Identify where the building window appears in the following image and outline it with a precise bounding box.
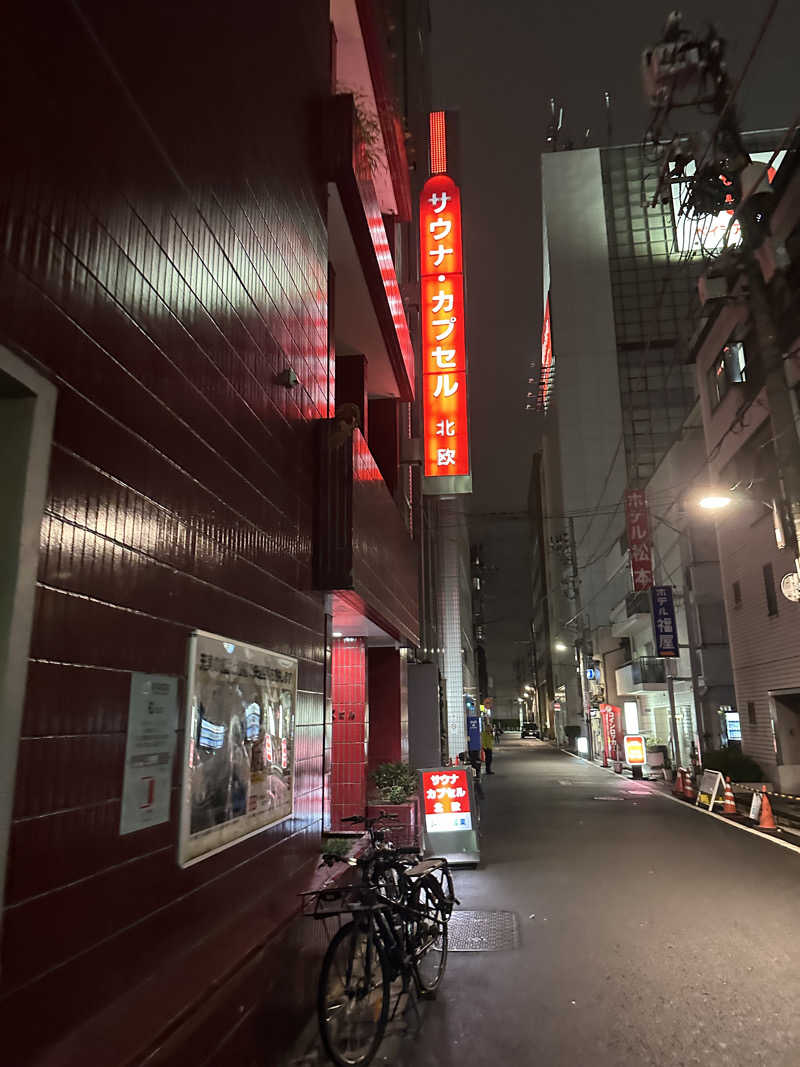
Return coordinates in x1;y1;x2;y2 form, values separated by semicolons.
725;710;742;742
707;342;746;409
732;580;742;607
763;563;779;616
747;701;757;725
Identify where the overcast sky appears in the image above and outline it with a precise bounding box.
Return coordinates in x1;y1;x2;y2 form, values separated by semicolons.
429;0;800;705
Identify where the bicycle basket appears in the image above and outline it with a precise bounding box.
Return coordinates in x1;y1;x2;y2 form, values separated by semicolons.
302;883;379;919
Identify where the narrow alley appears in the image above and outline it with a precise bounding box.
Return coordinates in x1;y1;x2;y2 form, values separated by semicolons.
337;738;800;1067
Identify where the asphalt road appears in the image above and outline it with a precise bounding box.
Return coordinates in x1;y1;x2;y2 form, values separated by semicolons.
388;739;800;1067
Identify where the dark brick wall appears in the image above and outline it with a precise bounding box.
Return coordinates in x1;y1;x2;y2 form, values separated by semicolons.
0;2;331;1061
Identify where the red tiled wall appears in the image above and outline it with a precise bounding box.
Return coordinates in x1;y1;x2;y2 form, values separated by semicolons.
367;647;409;772
0;1;330;1062
330;638;368;828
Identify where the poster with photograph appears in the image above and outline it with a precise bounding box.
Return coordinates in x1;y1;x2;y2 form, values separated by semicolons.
179;630;298;866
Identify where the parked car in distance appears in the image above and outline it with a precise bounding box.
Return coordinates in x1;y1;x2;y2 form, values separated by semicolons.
520;723;540;739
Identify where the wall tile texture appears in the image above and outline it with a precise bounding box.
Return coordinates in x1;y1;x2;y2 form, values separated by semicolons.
1;2;333;1061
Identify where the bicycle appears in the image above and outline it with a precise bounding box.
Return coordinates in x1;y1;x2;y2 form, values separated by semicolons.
342;813;457;920
305;815;453;1066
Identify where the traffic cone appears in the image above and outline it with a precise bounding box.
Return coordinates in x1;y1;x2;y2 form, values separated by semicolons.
673;768;685;796
722;777;736;815
758;785;777;830
683;771;697;803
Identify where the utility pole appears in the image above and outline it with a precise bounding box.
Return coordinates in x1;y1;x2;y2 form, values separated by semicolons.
568;517;593;761
641;10;800;578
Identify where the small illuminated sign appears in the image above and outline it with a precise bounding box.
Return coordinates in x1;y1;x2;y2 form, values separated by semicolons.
623;734;646;765
421;768;472;833
420;149;471;492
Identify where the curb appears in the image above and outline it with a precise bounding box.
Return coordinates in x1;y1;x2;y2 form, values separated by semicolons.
562;749;800;858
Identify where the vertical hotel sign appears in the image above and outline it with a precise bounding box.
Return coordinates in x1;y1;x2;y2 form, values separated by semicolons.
420;125;471;494
624;489;653;591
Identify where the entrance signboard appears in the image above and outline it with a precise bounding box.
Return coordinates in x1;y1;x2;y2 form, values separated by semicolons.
419;767;479;866
697;768;724;810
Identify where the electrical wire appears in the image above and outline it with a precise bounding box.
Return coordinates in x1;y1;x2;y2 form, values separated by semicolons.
674;0;782;222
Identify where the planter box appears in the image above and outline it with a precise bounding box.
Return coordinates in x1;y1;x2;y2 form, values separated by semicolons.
366;798;419;848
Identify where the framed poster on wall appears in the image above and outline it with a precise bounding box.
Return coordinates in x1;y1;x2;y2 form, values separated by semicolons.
178;630;298;866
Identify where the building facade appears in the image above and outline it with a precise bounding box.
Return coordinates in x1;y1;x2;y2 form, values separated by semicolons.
689;137;800;789
0;2;435;1062
528;138;769;749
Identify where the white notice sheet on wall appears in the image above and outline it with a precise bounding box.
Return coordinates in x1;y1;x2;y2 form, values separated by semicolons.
120;672;179;835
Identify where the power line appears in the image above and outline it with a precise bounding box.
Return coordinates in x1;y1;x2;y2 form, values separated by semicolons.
674;0;781;221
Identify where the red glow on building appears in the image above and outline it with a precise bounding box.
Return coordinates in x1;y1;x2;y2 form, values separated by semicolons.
536;293;554;412
420;172;470;480
429;111;447;174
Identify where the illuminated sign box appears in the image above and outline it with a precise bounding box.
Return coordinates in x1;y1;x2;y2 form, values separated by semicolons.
420;167;471;495
419;767;479;865
623;734;646;766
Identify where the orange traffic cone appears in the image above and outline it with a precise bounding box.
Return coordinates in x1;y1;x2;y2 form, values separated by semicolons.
673;768;684;796
683;771;697;803
722;777;736;815
758;785;777;830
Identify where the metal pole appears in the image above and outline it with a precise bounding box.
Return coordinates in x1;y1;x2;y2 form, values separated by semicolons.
568;516;593;758
667;673;682;775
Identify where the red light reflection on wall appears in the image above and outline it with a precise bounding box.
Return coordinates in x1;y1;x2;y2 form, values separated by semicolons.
419;172;470;480
536;293;554;412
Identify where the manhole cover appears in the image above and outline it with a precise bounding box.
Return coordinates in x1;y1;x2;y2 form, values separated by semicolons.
448;910;520;951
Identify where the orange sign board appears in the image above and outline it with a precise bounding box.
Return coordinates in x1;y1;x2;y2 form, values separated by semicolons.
623;734;646;766
420;171;470;487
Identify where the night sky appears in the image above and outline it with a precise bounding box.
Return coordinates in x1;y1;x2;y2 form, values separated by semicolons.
429;0;800;708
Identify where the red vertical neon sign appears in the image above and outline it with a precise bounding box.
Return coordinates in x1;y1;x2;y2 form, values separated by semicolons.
420;173;470;482
625;489;653;591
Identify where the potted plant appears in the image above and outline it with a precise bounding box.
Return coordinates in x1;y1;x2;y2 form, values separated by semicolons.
367;761;419;848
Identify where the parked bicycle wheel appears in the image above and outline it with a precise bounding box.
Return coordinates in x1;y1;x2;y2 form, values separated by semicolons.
427;863;456;918
318;921;390;1066
409;876;448;996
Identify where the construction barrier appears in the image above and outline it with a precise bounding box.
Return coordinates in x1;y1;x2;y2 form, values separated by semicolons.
682;771;697;803
758;785;777;830
722;777;736;815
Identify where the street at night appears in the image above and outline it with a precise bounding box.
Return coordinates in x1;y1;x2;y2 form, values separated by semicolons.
4;1;800;1063
394;740;800;1067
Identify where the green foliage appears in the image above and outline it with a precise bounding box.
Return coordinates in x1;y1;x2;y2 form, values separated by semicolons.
321;836;352;860
703;747;765;783
341;88;385;178
371;761;417;804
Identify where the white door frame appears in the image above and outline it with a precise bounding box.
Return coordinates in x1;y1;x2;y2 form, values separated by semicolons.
0;345;56;918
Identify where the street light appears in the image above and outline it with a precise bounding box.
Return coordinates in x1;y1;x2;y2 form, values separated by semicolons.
554;641;568;652
698;494;732;510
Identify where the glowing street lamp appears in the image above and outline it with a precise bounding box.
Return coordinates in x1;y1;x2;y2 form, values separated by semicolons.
698;494;732;510
554;641;568;652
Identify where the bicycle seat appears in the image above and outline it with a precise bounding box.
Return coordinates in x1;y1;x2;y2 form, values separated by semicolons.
404;859;444;877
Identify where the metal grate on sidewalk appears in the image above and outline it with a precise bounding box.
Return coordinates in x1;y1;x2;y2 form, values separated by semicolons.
448;909;520;951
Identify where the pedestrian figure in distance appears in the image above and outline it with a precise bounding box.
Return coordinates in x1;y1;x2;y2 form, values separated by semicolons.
481;721;495;774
